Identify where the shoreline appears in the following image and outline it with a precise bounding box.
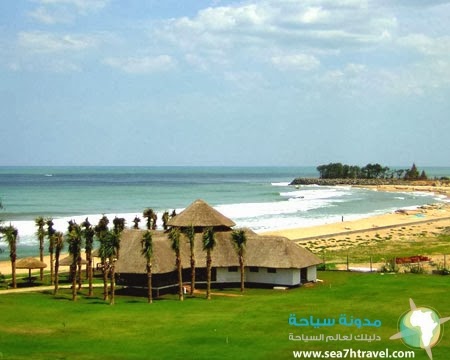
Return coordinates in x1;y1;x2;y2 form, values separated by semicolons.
2;184;449;277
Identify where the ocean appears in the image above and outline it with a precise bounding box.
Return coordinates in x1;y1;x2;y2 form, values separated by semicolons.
0;166;449;260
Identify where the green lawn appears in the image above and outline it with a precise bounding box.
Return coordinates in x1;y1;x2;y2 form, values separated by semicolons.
0;272;449;360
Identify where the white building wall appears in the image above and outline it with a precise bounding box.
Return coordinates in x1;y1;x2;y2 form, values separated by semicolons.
246;268;300;286
306;266;317;282
216;268;241;283
216;266;317;286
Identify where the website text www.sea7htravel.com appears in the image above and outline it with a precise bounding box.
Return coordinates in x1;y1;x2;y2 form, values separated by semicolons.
292;348;415;358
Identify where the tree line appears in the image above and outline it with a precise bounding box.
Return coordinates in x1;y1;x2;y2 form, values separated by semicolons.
1;206;248;304
316;163;428;181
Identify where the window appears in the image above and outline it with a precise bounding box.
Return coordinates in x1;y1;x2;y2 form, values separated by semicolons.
228;266;238;272
249;266;259;273
267;268;277;274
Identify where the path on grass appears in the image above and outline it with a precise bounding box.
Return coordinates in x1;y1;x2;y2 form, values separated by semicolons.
0;284;104;295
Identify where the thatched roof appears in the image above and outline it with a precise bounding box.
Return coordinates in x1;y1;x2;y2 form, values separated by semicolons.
115;229;322;275
16;257;47;269
59;255;88;266
167;199;236;229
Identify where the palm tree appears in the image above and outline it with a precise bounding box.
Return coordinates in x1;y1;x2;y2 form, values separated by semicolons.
184;225;196;295
46;218;56;284
162;211;170;230
231;229;247;292
2;224;18;289
81;218;95;296
95;215;110;301
143;208;155;230
53;231;64;295
202;227;216;300
169;228;183;301
35;216;46;281
66;222;82;301
99;229;121;305
133;216;141;229
141;230;154;303
113;217;126;232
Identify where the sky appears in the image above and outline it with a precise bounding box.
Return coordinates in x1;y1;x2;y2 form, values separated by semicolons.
1;0;449;167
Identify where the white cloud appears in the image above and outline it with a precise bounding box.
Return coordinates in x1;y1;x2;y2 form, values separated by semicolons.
271;54;320;71
103;55;176;74
18;31;98;53
28;0;110;24
28;6;70;24
155;0;397;71
398;34;450;57
300;7;330;24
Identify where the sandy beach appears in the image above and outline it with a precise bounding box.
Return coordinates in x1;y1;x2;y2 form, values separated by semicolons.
263;203;450;241
263;183;450;242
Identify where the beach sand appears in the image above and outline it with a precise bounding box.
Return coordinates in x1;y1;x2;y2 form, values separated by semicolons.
262;203;450;241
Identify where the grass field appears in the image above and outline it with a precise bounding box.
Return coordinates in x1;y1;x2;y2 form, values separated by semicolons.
0;271;449;360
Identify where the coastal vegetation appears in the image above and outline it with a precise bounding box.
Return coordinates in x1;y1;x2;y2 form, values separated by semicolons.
291;163;450;187
0;271;449;359
316;162;427;180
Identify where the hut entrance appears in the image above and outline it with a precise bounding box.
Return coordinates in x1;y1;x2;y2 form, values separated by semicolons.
300;268;308;283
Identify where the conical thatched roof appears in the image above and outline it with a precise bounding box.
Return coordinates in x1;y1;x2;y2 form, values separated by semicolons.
16;257;47;269
167;199;236;229
115;229;322;275
59;255;88;266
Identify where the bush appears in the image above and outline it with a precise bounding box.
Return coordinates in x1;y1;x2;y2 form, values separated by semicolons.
317;263;336;271
380;259;399;273
409;264;426;274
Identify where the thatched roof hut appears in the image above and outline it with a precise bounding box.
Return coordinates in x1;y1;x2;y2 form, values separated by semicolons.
167;199;236;230
115;228;321;275
116;199;322;289
16;257;47;281
16;257;47;270
59;255;88;267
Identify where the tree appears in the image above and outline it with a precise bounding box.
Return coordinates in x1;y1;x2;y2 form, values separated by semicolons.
99;229;121;305
133;216;141;229
95;215;110;301
184;225;196;295
169;228;184;301
35;216;46;281
113;217;126;232
202;227;216;300
2;225;18;289
53;231;64;295
81;218;95;296
405;163;420;180
46;218;56;284
419;170;428;180
162;211;170;231
143;208;155;230
231;229;247;292
141;230;154;303
66;222;82;301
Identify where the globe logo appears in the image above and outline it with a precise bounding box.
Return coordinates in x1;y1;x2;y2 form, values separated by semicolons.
399;307;441;349
391;299;450;360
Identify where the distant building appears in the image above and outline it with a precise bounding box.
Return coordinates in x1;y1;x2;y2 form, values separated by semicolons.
115;199;322;295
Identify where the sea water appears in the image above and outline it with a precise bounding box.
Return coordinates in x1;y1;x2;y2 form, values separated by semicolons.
0;166;448;259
